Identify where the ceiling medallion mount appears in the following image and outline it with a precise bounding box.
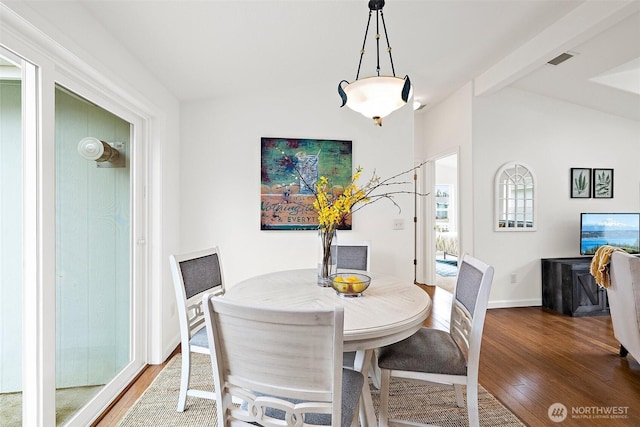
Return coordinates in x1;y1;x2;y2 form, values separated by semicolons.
338;0;412;126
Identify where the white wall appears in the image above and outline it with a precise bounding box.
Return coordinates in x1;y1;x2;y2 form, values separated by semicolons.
473;87;640;307
179;84;417;294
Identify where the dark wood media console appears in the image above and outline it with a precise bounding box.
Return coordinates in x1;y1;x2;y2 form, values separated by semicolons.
541;257;609;317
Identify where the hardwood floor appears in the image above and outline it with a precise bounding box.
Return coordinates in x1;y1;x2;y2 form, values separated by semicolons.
95;285;640;426
421;285;640;427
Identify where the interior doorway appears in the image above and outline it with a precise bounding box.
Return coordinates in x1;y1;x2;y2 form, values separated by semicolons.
433;153;458;292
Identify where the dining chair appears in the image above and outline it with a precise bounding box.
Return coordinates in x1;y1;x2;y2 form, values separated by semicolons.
337;240;371;271
169;247;225;412
337;241;380;388
203;294;364;427
376;253;494;427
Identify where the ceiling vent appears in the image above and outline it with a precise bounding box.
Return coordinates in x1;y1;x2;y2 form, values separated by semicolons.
547;52;574;66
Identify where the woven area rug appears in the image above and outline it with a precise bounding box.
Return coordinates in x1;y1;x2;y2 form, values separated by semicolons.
117;353;524;426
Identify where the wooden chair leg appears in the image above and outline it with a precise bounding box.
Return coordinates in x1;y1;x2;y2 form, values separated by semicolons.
466;383;479;427
369;350;382;390
378;369;391;427
177;350;190;412
453;384;464;407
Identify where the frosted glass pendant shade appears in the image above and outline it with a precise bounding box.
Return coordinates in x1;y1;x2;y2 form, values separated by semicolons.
341;76;412;126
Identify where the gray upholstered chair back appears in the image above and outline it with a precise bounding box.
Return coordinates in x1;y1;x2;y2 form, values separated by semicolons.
180;253;223;299
449;254;494;363
170;247;225;336
454;260;483;318
337;242;371;271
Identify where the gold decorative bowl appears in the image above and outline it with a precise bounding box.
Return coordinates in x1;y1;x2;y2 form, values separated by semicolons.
330;272;371;297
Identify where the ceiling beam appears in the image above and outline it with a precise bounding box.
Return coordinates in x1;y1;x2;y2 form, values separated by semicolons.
474;0;640;97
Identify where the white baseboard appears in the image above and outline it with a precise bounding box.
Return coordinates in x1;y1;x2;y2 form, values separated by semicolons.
156;332;180;365
488;298;541;309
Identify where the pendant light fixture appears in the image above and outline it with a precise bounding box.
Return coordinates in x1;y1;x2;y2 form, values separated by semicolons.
338;0;412;126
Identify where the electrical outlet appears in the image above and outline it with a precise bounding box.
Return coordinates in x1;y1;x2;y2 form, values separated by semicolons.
393;218;405;230
510;273;517;284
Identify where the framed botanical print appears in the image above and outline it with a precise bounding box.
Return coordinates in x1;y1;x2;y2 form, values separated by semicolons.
593;168;613;198
570;168;591;198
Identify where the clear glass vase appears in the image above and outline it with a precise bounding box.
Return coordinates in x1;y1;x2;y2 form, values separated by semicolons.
317;228;338;286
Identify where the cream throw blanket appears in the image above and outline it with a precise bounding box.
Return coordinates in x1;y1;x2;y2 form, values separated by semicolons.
590;245;625;288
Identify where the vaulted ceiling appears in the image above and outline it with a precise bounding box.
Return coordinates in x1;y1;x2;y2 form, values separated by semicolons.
15;0;640;120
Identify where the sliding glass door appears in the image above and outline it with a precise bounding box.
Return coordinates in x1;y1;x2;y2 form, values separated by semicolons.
0;32;147;425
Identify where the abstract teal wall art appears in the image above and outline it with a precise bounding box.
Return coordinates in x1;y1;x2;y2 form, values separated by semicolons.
260;137;352;230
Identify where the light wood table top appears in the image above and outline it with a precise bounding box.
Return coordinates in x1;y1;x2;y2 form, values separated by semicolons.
226;269;431;352
225;268;432;426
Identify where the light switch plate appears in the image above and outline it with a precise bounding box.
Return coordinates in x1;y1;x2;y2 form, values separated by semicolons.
393;218;405;230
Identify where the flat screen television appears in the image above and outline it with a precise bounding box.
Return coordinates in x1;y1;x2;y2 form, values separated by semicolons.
580;213;640;255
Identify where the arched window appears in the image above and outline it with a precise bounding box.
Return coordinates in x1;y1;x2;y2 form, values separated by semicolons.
495;162;535;231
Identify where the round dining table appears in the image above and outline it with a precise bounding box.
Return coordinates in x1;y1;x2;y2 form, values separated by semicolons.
224;268;432;426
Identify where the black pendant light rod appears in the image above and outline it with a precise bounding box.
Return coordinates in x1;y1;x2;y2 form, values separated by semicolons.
355;9;373;81
375;6;381;76
379;9;397;77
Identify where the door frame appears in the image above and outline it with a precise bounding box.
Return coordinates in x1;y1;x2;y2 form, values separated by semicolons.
420;149;460;286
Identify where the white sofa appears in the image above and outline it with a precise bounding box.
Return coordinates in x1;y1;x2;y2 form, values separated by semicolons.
608;251;640;361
